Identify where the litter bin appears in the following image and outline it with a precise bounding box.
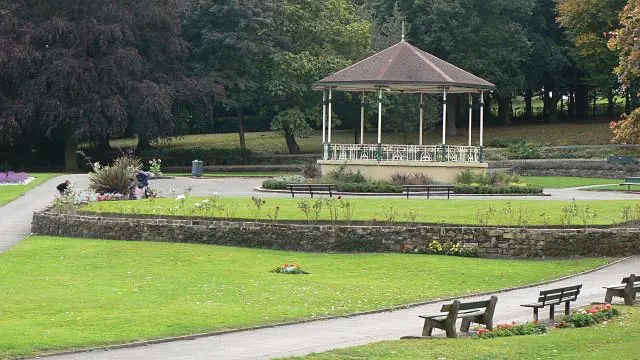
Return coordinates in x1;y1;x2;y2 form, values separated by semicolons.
191;160;204;177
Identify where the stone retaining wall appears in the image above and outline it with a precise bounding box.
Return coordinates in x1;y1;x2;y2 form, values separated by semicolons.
32;211;640;258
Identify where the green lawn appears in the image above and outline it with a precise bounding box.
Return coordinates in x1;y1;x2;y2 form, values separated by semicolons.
0;173;59;206
82;197;640;226
287;306;640;360
109;120;614;153
0;236;612;358
520;176;619;189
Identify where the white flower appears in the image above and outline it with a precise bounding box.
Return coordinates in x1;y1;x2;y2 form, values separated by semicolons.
202;199;209;203
176;195;186;201
213;192;219;196
194;203;201;208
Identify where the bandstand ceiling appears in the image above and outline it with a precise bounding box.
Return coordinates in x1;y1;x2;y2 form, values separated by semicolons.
313;40;495;94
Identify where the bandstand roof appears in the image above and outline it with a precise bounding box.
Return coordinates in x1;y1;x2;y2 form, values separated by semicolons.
313;40;495;94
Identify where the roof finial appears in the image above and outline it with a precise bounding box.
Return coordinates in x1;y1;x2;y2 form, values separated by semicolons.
401;21;405;41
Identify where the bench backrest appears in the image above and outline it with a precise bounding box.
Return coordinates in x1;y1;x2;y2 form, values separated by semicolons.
624;177;640;183
288;184;333;189
438;300;461;322
404;185;452;191
538;284;582;305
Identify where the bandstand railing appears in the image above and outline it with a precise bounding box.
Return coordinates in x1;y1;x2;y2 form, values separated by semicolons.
322;144;482;163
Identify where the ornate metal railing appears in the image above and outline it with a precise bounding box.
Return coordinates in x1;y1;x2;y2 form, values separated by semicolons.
322;144;482;162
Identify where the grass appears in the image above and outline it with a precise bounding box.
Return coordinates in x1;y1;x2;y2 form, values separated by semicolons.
0;236;612;358
585;184;640;192
519;176;620;189
286;306;640;360
82;197;640;226
166;172;296;178
109;120;615;154
0;173;59;206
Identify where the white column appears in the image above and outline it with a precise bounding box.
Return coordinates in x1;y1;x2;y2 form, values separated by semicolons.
468;93;473;146
442;88;447;144
322;90;326;144
360;92;365;145
480;90;484;147
328;87;333;143
419;93;424;146
377;88;382;144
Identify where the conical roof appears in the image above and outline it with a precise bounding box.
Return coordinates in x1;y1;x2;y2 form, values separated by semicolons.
313;40;494;93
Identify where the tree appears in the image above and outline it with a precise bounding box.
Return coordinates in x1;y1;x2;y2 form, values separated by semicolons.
408;0;534;126
185;0;282;150
266;0;372;153
609;0;640;143
0;0;220;170
557;0;626;117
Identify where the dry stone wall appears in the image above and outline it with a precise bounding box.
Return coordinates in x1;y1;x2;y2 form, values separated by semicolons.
32;210;640;258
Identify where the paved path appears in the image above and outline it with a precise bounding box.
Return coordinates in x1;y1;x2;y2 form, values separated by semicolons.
0;174;88;252
2;175;639;359
43;256;640;360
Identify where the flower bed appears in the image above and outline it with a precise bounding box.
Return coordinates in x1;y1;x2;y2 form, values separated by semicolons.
475;321;547;338
555;303;620;328
270;263;309;274
0;171;30;184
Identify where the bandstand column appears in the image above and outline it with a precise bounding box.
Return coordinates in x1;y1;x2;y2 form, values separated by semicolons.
360;92;365;145
377;88;382;144
328;87;333;144
419;93;424;146
441;88;447;144
468;93;473;146
322;90;326;144
480;90;484;147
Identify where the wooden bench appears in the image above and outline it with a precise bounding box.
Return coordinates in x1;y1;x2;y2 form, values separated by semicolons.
419;296;498;338
604;273;640;305
608;155;638;165
619;177;640;191
521;284;582;321
404;184;454;199
287;184;334;198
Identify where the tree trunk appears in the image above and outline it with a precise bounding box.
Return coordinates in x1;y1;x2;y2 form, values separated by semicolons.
237;107;246;150
354;127;358;144
497;94;512;126
607;88;615;116
593;93;597;117
446;94;458;136
626;88;632;113
568;90;575;117
136;133;151;152
524;89;533;121
64;134;78;172
284;129;300;154
575;84;589;118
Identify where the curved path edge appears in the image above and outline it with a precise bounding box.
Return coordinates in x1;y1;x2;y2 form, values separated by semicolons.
33;257;629;360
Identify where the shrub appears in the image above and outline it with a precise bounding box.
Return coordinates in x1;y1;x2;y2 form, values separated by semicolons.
326;165;367;183
261;175;307;190
390;172;435;185
88;156;141;195
335;181;402;193
301;162;321;178
557;303;620;328
506;141;542;159
454;183;543;194
476;321;547;338
456;170;519;186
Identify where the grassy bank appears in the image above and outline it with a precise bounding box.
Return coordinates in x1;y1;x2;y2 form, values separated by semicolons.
0;173;59;206
82;197;640;226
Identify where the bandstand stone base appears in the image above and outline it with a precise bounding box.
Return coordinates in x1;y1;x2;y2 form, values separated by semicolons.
317;160;488;183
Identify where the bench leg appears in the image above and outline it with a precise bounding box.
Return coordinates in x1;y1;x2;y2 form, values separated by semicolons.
565;301;571;316
422;320;434;337
444;319;457;338
604;289;614;304
624;290;635;305
460;318;471;332
549;304;555;320
532;308;539;322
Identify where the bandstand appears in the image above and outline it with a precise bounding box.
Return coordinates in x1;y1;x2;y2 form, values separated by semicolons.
313;38;495;183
